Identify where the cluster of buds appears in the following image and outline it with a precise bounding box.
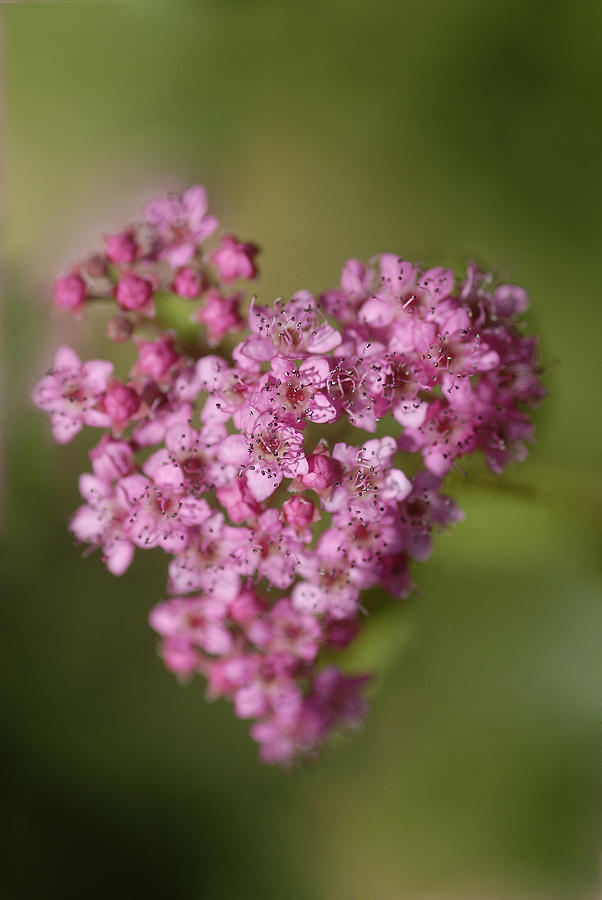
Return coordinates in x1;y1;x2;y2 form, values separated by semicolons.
33;185;545;764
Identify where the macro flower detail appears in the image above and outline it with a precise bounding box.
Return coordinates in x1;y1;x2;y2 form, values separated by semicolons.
33;346;113;443
33;184;546;765
145;183;218;267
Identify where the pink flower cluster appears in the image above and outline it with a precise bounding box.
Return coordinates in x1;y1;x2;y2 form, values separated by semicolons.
33;185;545;765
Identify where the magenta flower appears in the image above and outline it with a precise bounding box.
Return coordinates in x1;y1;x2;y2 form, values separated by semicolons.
241;292;341;362
173;266;205;299
118;463;211;553
149;594;233;660
193;288;245;345
211;233;259;283
219;412;308;501
33;346;112;443
71;472;135;576
134;336;179;381
33;184;546;765
145;184;218;267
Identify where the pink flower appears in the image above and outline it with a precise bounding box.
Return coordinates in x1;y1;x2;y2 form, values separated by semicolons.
150;595;233;657
241;293;341;362
247;598;322;663
211;234;259;283
219;412;308;501
34;186;547;766
229;588;267;625
216;478;261;523
116;464;209;555
132;399;192;447
70;469;135;575
193;289;245;345
399;471;464;561
250;667;370;765
145;184;218;267
397;396;479;476
143;420;229;495
135;336;179;381
302;667;370;738
167;514;252;597
89;436;134;482
244;356;337;427
320;258;372;324
32;346;112;443
233;654;302;720
160;636;201;678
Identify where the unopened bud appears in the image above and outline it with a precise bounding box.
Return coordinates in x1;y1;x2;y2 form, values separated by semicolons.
105;314;133;344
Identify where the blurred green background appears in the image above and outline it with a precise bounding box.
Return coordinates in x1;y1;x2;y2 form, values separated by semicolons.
2;2;601;898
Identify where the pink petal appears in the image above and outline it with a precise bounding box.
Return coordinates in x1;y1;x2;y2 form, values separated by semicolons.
393;399;428;428
79;473;110;501
153;462;185;488
246;466;282;502
51;414;82;444
182;184;209;218
82;360;114;390
105;540;135;576
291;582;326;615
54;345;81;371
360;297;395;327
219;434;249;466
306;324;342;354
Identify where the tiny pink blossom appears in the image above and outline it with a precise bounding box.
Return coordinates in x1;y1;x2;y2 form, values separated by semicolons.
149;595;233;657
211;234;259;283
70;471;134;575
32;346;112;443
194;289;245;345
173;266;205;299
145;184;218;267
89;435;134;482
216;478;261;523
229;588;267;626
135;336;179;380
161;636;201;678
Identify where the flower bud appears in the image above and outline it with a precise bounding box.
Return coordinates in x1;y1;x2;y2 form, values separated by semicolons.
104;381;140;425
173;266;205;299
282;496;315;529
116;273;153;311
105;314;133;344
104;229;137;264
54;274;87;312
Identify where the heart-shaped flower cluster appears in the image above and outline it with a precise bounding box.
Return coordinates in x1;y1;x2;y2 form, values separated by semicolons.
33;185;545;764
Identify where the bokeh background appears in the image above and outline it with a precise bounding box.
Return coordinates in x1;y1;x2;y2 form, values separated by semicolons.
2;2;601;898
